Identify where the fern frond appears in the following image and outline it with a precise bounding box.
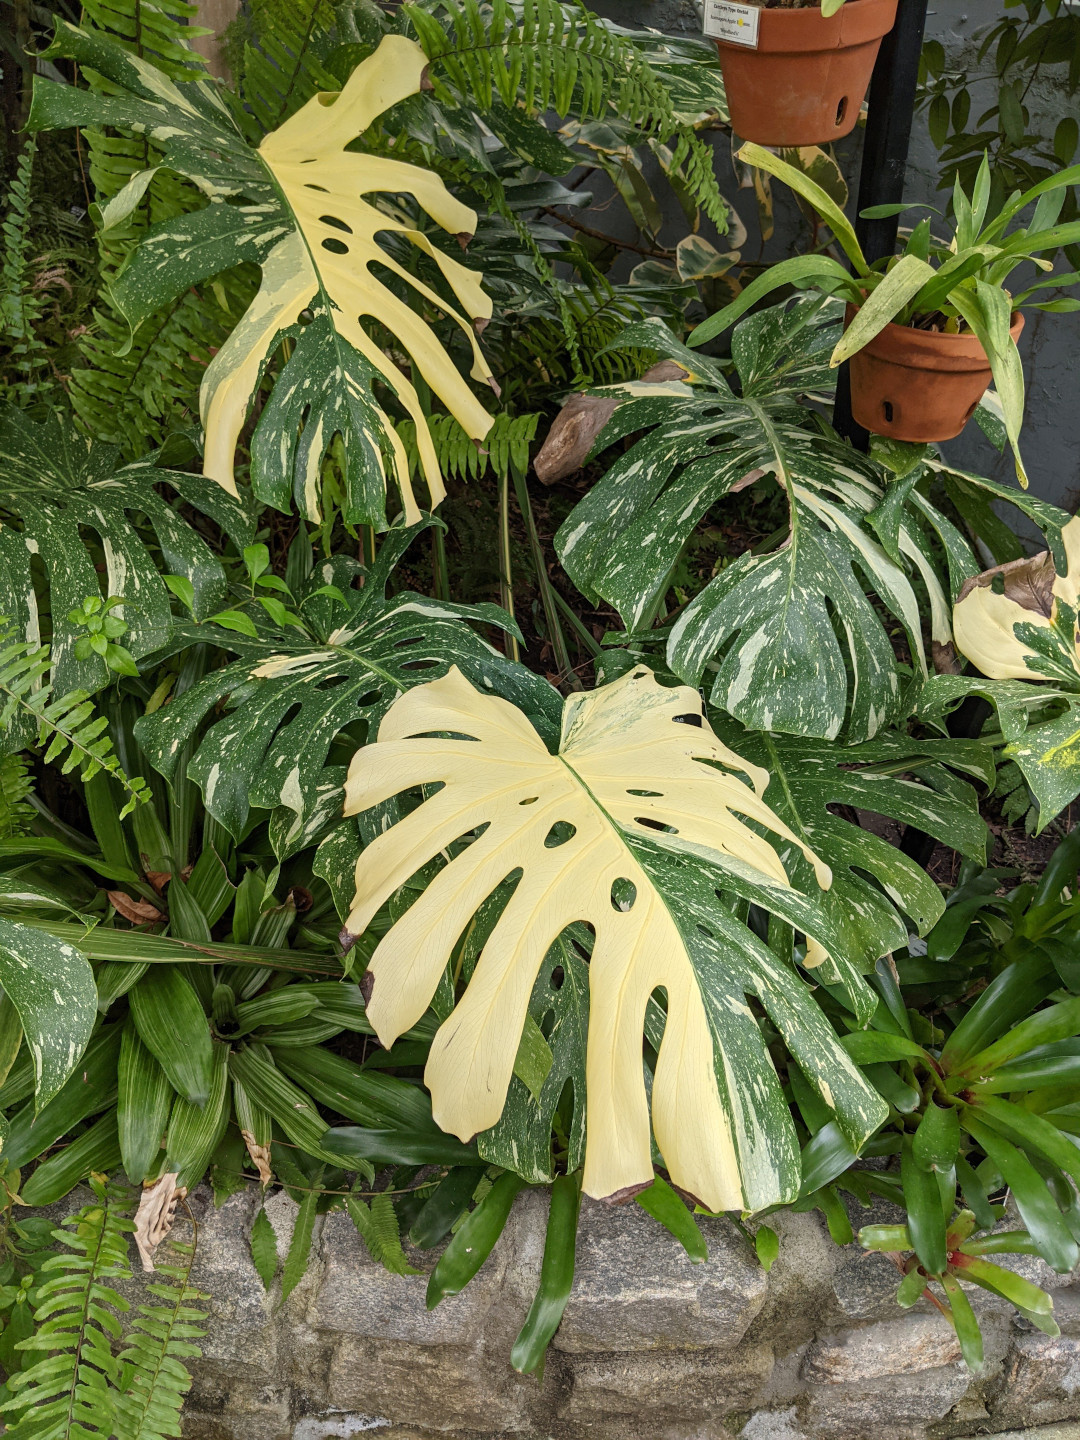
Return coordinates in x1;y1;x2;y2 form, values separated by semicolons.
280;1179;321;1303
407;0;678;134
666;129;730;236
0;623;151;817
80;0;210;81
113;1234;209;1440
1;1178;132;1440
224;0;341;135
397;412;540;488
345;1190;419;1276
0;753;34;838
0;140;48;404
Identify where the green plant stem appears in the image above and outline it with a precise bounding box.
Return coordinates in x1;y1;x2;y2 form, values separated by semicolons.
511;471;580;690
550;589;601;659
432;526;450;603
498;471;519;663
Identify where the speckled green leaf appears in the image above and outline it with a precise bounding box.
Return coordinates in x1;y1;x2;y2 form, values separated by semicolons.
920;675;1080;831
556;297;960;742
135;525;560;844
0;916;96;1109
477;928;589;1184
0;406;253;706
725;728;992;967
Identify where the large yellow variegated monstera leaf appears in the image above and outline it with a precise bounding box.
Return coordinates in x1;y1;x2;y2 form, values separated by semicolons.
30;26;494;528
343;666;886;1212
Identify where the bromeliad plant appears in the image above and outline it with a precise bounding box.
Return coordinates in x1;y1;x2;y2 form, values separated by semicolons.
2;0;1080;1421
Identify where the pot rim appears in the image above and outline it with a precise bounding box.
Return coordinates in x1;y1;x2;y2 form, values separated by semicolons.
714;0;898;55
843;303;1025;371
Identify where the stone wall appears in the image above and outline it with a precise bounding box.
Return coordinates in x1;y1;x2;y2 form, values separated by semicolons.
159;1184;1080;1440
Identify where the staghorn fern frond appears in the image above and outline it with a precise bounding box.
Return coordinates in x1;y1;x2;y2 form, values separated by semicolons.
1;1178;132;1440
0;624;150;817
113;1230;209;1440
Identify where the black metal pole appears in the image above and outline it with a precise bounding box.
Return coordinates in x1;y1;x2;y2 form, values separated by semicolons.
834;0;931;448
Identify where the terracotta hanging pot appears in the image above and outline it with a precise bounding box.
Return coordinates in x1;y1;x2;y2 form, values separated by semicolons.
714;0;899;148
845;305;1026;443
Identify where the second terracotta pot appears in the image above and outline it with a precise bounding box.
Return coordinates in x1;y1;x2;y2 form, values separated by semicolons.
715;0;899;148
845;306;1026;443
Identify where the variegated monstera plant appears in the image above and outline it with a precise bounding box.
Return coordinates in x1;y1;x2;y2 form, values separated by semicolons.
2;0;1079;1413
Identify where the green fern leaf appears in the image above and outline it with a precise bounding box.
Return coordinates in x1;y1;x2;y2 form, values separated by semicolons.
113;1235;209;1440
0;753;33;838
0;623;149;816
345;1190;419;1277
1;1178;132;1439
249;1206;278;1292
280;1180;321;1302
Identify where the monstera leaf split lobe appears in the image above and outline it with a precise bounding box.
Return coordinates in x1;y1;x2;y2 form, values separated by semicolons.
342;666;887;1215
30;27;496;529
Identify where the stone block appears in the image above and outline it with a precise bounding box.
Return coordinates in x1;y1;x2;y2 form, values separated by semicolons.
954;1426;1080;1440
182;1359;292;1440
308;1208;506;1347
739;1410;808;1440
801;1312;961;1383
326;1334;533;1432
992;1333;1080;1430
553;1197;766;1354
559;1345;774;1428
744;1212;843;1355
802;1364;971;1439
183;1187;279;1374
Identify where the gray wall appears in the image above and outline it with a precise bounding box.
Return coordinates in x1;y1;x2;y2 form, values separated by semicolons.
588;0;1080;527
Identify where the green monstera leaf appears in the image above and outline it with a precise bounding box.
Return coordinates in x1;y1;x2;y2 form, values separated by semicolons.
29;24;496;530
726;727;994;968
135;524;561;848
0;406;253;696
554;297;963;743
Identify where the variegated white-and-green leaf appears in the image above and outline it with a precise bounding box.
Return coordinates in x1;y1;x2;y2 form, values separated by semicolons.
0;917;97;1108
29;24;496;529
725;726;993;967
134;524;561;846
0;406;253;706
555;296;959;743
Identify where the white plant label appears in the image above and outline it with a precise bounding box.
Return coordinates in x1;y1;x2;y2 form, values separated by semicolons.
702;1;761;46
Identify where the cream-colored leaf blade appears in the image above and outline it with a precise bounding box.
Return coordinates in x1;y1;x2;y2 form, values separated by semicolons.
343;667;881;1212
